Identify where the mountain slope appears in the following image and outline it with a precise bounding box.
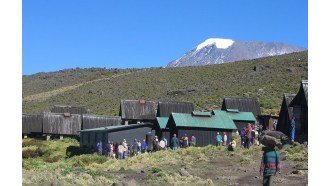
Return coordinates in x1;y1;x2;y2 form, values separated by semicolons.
167;38;306;67
23;51;308;115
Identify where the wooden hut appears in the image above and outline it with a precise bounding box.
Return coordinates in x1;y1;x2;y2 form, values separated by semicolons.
258;115;279;131
166;111;237;147
79;123;155;149
155;117;170;142
82;114;121;130
157;101;194;117
51;105;88;115
22;114;43;137
43;112;82;136
221;97;261;117
155;101;194;142
119;99;157;124
276;94;295;136
289;80;308;142
212;109;256;131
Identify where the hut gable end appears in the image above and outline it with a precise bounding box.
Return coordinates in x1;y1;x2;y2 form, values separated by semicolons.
221;97;261;116
120;100;157;120
157;101;194;117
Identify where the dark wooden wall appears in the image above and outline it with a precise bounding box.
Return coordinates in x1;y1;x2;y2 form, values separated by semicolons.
169;127;233;147
22;114;43;134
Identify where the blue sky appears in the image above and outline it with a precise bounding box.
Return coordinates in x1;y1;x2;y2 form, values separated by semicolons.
23;0;308;75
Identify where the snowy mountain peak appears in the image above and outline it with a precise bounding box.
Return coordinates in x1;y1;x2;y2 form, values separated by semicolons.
196;38;234;50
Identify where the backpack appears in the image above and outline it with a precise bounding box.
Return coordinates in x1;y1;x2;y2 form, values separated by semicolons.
216;135;222;142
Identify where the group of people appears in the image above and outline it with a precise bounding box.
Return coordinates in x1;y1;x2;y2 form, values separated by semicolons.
96;138;148;159
239;123;259;149
169;133;196;150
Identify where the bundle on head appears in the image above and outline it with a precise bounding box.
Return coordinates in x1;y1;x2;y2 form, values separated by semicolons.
262;130;289;142
260;135;282;147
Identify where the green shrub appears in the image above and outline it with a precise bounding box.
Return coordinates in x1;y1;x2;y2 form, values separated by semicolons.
22;146;44;158
68;154;108;167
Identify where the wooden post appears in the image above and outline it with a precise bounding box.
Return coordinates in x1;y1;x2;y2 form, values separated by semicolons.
46;135;51;141
60;135;63;140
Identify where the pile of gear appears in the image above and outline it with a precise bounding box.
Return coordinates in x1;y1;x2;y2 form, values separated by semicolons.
259;130;289;147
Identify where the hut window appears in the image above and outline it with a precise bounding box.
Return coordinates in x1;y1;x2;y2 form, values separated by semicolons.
63;112;71;117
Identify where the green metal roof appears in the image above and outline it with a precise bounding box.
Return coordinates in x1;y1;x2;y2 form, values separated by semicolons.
169;113;237;130
156;117;169;129
212;110;256;122
192;111;212;117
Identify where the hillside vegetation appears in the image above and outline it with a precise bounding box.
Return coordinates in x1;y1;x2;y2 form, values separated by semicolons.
23;51;308;115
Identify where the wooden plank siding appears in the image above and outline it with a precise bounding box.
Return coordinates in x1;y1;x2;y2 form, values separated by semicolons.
157;101;194;117
82;115;121;130
43;113;82;135
119;100;157;123
51;105;88;115
22;114;43;134
288;80;308;142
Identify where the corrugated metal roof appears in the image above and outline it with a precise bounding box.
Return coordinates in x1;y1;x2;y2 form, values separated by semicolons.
156;117;169;129
80;123;153;132
221;97;261;116
212;110;256;122
157;101;194;117
169;113;237;130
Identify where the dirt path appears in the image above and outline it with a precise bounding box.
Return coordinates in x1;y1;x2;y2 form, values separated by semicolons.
23;71;138;102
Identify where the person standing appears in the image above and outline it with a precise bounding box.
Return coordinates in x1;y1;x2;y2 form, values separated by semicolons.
122;139;128;159
159;138;166;150
260;145;281;186
215;132;222;147
141;139;147;154
290;116;296;142
117;142;124;160
223;132;227;146
239;128;245;147
182;134;189;148
106;141;112;158
190;135;196;147
97;140;103;156
171;134;179;150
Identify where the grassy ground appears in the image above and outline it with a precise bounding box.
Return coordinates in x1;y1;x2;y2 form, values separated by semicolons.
22;136;308;186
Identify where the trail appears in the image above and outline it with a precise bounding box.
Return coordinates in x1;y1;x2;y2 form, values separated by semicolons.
23;72;136;102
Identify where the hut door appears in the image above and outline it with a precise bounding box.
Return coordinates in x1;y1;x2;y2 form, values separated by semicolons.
293;106;302;134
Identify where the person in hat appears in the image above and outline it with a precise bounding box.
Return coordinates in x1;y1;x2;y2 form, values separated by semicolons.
260;144;281;186
215;132;222;147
